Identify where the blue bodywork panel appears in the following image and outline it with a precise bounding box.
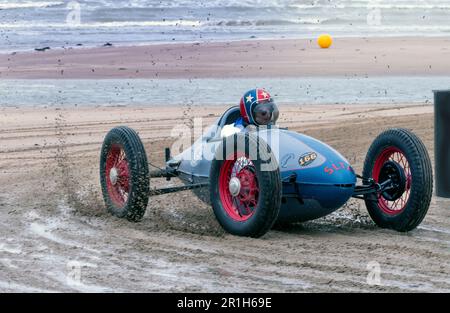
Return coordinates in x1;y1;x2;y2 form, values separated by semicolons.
272;129;356;221
169;108;356;222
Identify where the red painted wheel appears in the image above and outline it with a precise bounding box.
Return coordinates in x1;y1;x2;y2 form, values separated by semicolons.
210;132;281;238
219;154;259;222
105;144;130;208
372;147;411;216
100;126;149;222
363;128;433;232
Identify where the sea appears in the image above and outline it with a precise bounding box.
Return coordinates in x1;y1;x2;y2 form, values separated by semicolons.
1;77;449;107
2;0;450;52
1;0;450;106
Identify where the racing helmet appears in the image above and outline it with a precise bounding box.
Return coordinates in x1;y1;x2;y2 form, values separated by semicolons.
239;88;279;126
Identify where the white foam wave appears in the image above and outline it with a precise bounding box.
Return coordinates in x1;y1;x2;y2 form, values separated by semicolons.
290;3;450;10
0;20;203;28
0;1;63;9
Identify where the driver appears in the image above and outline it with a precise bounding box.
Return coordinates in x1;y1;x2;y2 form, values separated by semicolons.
221;88;279;137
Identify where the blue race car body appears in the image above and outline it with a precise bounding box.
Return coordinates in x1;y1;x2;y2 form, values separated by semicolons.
100;105;432;237
169;106;356;222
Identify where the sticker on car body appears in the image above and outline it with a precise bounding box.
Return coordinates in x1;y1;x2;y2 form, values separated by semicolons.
299;152;318;167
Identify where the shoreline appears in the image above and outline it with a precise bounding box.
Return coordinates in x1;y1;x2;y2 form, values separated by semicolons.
1;36;450;79
2;34;450;55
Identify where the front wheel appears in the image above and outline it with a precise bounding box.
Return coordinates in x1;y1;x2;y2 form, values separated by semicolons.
209;132;282;238
363;128;433;232
100;126;150;222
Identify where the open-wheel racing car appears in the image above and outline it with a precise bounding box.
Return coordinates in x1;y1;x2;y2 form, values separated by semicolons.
99;106;433;238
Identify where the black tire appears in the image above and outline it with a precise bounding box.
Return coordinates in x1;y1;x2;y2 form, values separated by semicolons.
209;132;282;238
100;126;150;222
363;128;433;232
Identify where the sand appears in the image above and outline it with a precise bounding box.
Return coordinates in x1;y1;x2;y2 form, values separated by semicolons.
1;37;450;79
0;35;449;292
1;103;449;292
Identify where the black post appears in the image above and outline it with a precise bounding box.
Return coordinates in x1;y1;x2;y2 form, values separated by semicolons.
165;147;171;181
165;147;171;162
434;90;450;198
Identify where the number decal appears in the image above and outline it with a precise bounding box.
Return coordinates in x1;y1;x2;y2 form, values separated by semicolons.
299;152;318;167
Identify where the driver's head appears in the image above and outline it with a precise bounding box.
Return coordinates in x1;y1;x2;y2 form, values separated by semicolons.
239;88;279;126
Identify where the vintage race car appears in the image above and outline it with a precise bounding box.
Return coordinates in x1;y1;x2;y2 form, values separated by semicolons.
99;106;433;238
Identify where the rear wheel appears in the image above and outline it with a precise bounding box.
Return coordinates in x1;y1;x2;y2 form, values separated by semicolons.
363;128;433;231
209;132;281;237
100;126;150;222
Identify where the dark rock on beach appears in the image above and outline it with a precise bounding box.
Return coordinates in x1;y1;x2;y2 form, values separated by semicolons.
35;47;50;52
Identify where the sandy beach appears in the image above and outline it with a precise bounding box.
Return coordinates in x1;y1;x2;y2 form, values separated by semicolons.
2;37;450;79
1;102;449;292
0;31;449;292
2;0;450;295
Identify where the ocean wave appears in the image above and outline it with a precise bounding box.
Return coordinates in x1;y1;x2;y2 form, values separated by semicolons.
0;1;63;10
253;19;317;26
320;18;352;25
366;3;450;10
5;18;450;31
0;20;203;28
3;0;450;11
208;18;334;27
290;3;450;10
83;0;289;10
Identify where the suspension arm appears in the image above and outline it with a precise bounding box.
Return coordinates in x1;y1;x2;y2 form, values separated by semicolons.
149;182;209;196
352;178;395;197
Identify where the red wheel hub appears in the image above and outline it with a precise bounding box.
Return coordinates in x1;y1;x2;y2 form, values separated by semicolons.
219;154;259;222
373;147;412;216
105;144;130;207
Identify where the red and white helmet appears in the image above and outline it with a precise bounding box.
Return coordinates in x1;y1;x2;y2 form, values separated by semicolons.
239;88;279;126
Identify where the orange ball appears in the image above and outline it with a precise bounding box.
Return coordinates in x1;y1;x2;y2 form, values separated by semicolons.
317;34;333;49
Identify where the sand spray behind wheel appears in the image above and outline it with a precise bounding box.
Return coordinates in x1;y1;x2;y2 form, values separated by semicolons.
53;108;105;217
48;103;225;236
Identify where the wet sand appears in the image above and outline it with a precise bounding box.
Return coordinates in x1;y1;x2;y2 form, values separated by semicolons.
1;103;449;292
1;37;450;79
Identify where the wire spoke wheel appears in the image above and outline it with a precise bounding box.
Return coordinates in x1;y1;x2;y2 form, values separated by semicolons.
209;132;281;238
373;147;411;215
363;128;433;232
100;126;150;222
219;155;259;222
105;144;130;207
